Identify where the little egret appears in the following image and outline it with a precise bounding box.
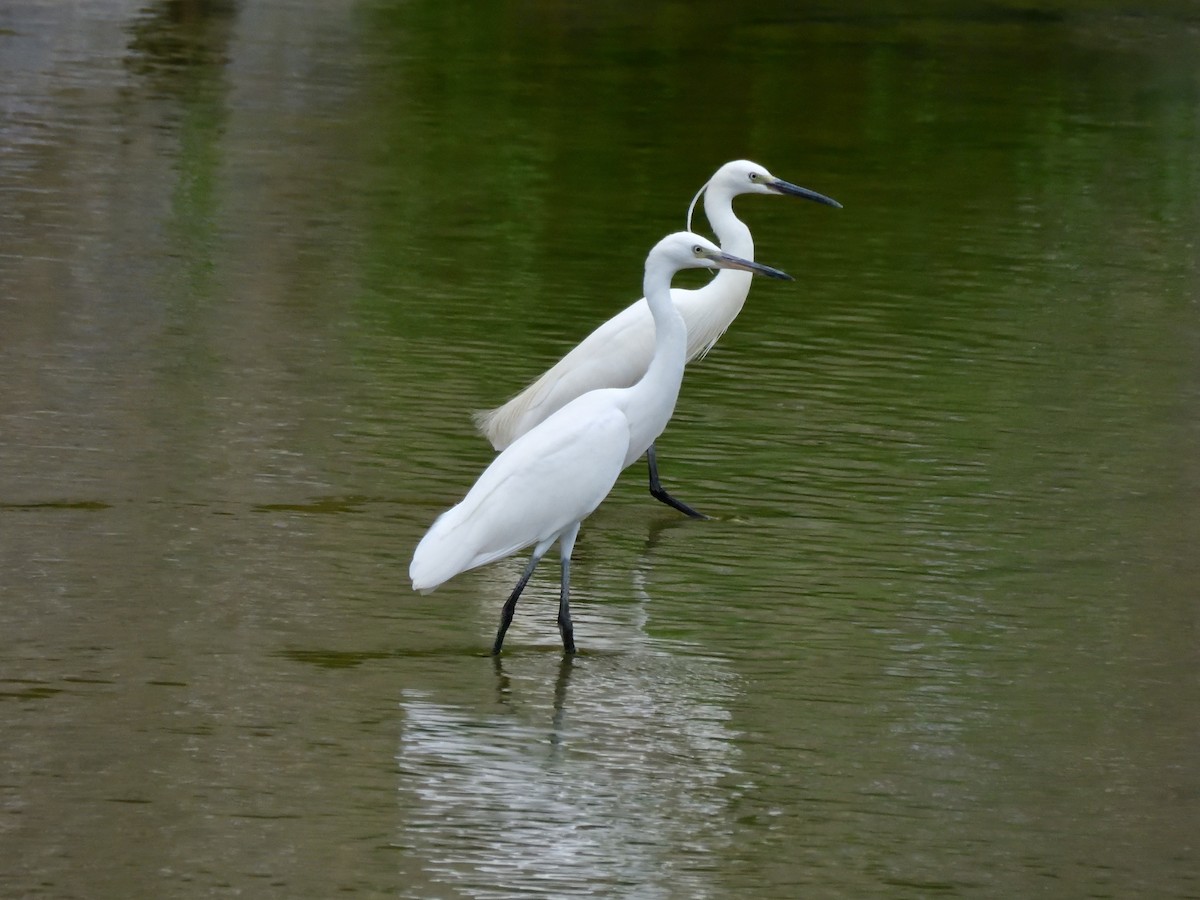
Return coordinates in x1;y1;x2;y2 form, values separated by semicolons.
411;232;792;654
474;159;839;518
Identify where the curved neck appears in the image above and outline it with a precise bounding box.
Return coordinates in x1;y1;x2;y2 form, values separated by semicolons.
618;256;688;456
704;187;753;259
638;259;688;392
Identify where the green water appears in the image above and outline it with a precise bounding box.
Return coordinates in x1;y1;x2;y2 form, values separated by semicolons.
1;1;1198;897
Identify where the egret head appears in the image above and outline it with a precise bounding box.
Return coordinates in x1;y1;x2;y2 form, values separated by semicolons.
652;232;793;281
687;160;841;230
714;159;842;206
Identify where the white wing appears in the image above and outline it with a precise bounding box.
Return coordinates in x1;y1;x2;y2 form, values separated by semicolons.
411;393;630;592
475;272;751;451
474;297;658;450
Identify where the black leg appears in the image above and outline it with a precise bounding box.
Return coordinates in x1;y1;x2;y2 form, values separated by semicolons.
557;554;576;654
492;552;542;655
647;442;708;519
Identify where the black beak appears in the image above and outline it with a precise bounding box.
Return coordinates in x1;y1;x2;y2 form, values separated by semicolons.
770;179;842;209
713;251;794;281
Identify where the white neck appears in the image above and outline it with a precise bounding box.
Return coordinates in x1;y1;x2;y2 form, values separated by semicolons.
704;185;754;259
617;255;690;464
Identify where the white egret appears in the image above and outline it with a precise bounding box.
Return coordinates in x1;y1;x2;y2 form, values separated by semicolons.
411;232;792;654
474;159;839;518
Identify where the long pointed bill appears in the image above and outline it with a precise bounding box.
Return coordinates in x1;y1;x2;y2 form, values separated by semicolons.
711;251;794;281
769;178;842;209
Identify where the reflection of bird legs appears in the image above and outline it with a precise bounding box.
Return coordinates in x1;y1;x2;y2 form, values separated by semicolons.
550;655;575;747
643;510;699;554
625;511;701;641
492;652;511;704
489;652;577;753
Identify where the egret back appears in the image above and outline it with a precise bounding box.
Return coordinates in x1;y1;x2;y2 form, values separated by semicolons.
475;274;752;450
411;394;630;592
474;297;658;450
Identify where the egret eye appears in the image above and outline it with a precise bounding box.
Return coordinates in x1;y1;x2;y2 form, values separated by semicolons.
748;172;760;182
692;245;705;256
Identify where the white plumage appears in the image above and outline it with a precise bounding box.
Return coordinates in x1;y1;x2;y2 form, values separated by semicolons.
474;162;839;523
409;395;627;594
410;232;792;654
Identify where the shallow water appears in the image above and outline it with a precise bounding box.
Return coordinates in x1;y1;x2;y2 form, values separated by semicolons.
2;1;1199;897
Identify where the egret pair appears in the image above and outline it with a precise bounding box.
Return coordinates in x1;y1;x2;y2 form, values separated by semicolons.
411;161;840;653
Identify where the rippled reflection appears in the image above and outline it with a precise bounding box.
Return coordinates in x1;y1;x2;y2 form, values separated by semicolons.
395;517;742;897
395;644;740;898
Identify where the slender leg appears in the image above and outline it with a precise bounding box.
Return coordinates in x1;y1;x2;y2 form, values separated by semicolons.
557;524;580;654
492;551;543;655
647;442;708;520
557;555;576;654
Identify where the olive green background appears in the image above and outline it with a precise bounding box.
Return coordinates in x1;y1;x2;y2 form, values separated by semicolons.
2;2;1197;897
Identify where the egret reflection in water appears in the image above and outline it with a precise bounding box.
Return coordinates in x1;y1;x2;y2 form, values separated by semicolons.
395;647;741;898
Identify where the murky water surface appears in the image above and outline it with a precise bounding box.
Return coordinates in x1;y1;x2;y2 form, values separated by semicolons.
2;2;1198;897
